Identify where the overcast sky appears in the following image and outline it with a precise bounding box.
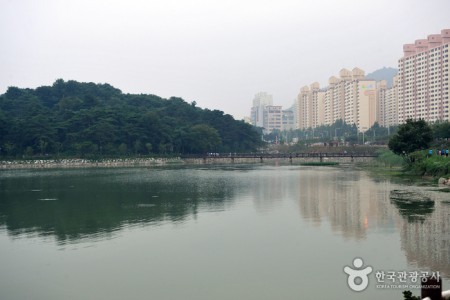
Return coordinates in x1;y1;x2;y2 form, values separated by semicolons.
1;0;449;119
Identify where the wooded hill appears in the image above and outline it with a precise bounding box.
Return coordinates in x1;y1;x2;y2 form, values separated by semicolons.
0;80;263;157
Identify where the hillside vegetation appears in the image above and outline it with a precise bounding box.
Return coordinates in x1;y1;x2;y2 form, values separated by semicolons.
0;80;263;157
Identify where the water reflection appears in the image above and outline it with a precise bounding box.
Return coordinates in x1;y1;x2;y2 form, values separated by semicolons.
0;167;238;244
398;193;450;277
0;165;449;280
293;168;450;278
295;168;396;240
390;190;434;222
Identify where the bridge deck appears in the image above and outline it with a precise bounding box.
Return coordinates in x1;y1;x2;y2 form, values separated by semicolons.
181;153;378;159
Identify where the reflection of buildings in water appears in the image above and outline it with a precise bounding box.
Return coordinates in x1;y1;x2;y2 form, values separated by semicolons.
270;166;450;279
294;168;450;278
398;199;450;278
296;169;397;240
250;168;292;212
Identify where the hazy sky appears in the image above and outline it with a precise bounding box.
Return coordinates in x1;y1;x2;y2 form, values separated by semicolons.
1;0;449;119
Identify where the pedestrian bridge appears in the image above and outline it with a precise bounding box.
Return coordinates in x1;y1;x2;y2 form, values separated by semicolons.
180;152;377;163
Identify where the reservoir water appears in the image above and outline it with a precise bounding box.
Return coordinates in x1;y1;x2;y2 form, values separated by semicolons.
0;165;449;299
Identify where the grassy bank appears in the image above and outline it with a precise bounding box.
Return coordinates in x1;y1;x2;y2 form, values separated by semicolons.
367;149;450;180
374;149;404;168
408;153;450;177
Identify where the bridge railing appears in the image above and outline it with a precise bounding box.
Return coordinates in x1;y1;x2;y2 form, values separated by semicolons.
180;152;378;159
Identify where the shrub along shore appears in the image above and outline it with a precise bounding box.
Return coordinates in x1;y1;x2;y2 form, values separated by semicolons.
374;148;450;179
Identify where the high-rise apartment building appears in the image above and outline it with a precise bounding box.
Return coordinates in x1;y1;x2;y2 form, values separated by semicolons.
398;29;450;123
324;76;338;126
385;75;399;127
310;83;326;128
264;105;283;132
282;107;295;131
355;80;377;132
296;86;311;129
250;92;273;128
249;92;284;133
296;67;377;131
295;83;325;129
252;29;449;135
376;80;388;127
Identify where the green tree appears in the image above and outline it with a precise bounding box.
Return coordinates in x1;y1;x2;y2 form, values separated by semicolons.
432;120;450;139
134;140;143;154
402;290;420;300
25;146;34;157
74;142;98;157
145;143;152;154
388;119;433;156
4;142;16;157
118;143;128;156
345;135;358;146
38;139;48;155
186;124;222;153
0;80;263;157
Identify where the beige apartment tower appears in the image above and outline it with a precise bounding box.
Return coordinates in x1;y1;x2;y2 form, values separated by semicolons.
296;67;378;131
295;83;326;129
385;76;399;127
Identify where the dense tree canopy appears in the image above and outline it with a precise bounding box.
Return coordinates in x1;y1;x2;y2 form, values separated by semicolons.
388;119;433;155
432;120;450;140
0;80;263;157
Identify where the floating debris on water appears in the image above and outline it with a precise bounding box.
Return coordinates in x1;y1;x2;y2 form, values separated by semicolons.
38;198;58;201
137;204;156;208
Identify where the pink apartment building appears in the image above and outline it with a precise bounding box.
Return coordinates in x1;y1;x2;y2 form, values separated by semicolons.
398;29;450;123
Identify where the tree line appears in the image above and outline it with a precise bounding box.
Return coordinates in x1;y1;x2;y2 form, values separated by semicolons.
264;119;399;146
0;79;263;157
265;118;450;147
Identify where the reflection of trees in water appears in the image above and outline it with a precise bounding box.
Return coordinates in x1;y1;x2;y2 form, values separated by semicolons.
390;190;434;222
394;190;450;278
0;168;237;244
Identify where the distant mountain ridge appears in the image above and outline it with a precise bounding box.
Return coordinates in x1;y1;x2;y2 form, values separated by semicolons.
365;67;398;88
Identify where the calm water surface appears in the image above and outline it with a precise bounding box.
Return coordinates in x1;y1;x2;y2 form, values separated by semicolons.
0;165;449;299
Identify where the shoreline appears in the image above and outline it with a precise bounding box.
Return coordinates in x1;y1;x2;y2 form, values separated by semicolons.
0;156;376;170
0;157;184;170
